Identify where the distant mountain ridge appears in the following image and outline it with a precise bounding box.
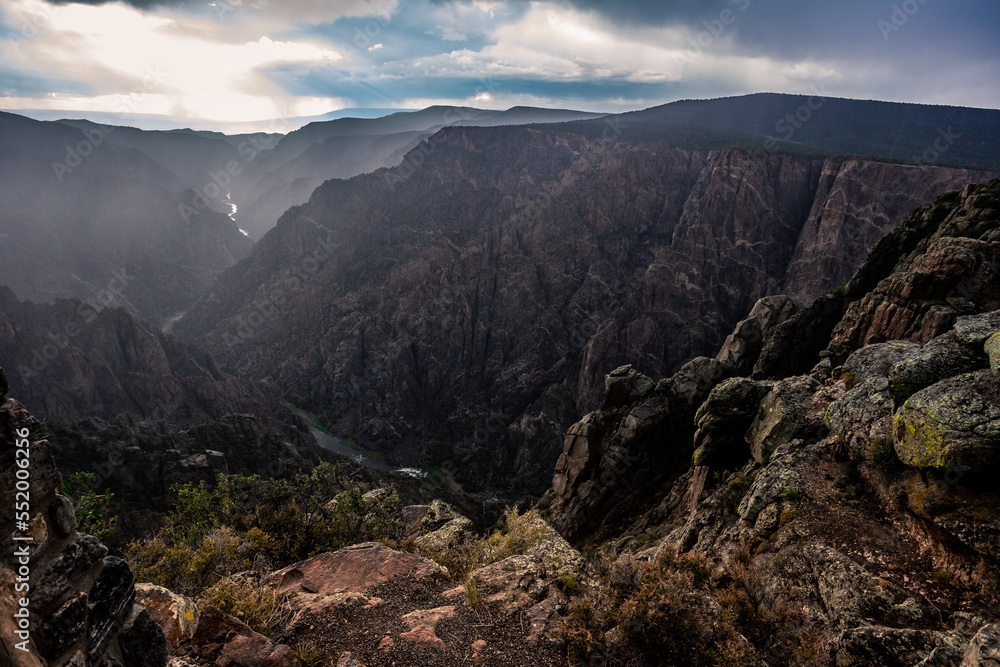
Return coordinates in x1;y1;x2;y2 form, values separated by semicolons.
601;93;1000;171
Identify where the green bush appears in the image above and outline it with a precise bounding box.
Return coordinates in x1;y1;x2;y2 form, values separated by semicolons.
60;471;117;541
841;371;858;390
429;507;548;582
868;436;901;470
126;463;402;596
781;486;803;502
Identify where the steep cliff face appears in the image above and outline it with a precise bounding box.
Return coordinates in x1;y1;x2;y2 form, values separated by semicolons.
176;124;993;492
0;288;291;428
544;179;1000;665
0;289;326;521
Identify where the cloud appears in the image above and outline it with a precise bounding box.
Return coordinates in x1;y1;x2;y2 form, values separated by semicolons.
434;24;467;41
1;0;345;121
2;0;998;129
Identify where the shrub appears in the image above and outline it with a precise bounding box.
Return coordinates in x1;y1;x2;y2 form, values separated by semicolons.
555;597;606;664
291;641;324;667
868;436;901;470
841;371;858;389
559;546;827;667
464;575;482;608
781;486;803;502
610;547;758;667
198;574;292;637
932;568;953;584
420;507;549;583
479;508;548;564
126;463;402;596
558;572;579;596
60;471;117;542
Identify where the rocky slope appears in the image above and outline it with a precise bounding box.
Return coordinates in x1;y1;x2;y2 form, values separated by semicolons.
544;178;1000;665
175;120;994;493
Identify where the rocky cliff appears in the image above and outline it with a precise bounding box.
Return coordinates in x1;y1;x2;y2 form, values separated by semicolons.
0;288;326;525
544;178;1000;665
175;122;993;493
0;371;168;666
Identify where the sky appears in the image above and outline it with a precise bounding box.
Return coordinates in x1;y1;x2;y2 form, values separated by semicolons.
1;0;999;132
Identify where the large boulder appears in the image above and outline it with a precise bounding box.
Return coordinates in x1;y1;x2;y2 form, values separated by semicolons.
888;332;986;404
893;370;1000;472
829;626;967;667
715;295;797;375
953;311;1000;347
135;584;200;653
667;357;732;410
825;375;894;461
746;375;820;464
0;389;166;666
602;365;655;407
272;542;447;617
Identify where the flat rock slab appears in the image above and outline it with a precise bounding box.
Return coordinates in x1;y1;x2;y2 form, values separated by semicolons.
272;542;447;614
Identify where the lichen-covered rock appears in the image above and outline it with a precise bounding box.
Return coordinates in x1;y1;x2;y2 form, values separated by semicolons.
473;555;548;609
417;500;464;534
746;375;820;464
412;516;475;553
841;341;922;383
694;377;773;433
830;626;966;667
889;332;986;403
521;514;586;583
985;332;1000;380
954;311;1000;347
893;370;1000;472
135;584;200;653
963;623;1000;666
737;450;802;524
825;376;895;460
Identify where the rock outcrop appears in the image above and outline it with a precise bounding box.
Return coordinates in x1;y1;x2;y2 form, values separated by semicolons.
545;179;1000;665
0;369;167;665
